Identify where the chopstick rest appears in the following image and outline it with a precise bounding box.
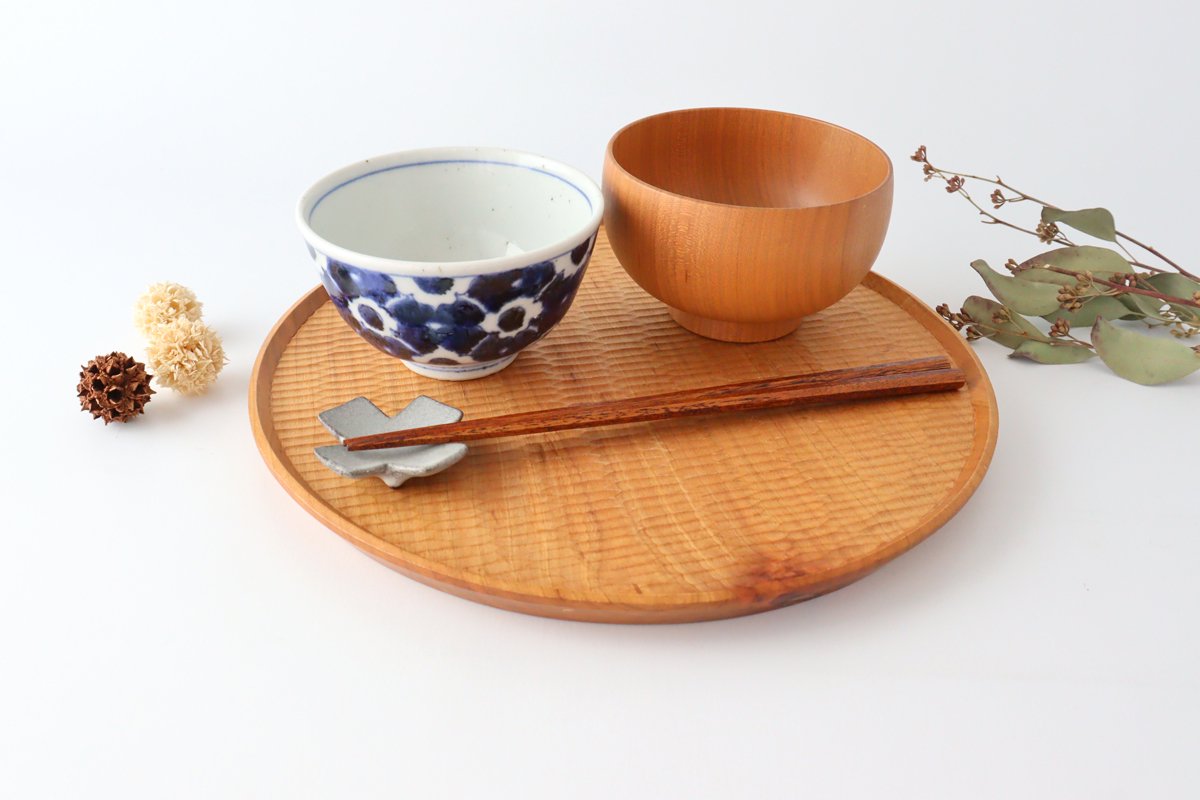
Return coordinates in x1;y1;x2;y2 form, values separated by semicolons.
314;396;467;488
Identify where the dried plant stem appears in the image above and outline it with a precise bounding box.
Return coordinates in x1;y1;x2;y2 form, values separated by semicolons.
925;161;1199;281
1117;232;1194;278
974;318;1094;350
936;168;1056;208
1043;267;1200;309
921;165;1075;244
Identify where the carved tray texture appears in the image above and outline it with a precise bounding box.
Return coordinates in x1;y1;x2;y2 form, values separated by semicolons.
251;228;998;622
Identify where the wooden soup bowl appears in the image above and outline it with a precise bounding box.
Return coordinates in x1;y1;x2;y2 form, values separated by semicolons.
603;108;893;342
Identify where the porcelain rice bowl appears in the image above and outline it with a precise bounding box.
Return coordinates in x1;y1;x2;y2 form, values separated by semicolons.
297;147;604;380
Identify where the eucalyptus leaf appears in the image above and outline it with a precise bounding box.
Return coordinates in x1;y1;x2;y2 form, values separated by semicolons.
1019;245;1129;278
1145;272;1200;301
1118;292;1168;320
1041;207;1118;242
1091;317;1200;385
1015;268;1074;286
1043;295;1138;326
970;260;1061;315
1009;341;1096;364
1146;273;1200;321
962;295;1051;349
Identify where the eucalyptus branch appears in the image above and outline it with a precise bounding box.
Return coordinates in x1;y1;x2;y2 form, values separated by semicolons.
920;161;1075;246
912;146;1198;280
1118;232;1193;278
916;145;1200;383
1042;267;1200;310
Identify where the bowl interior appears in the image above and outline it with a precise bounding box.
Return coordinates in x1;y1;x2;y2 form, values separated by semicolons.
609;108;890;209
307;155;596;263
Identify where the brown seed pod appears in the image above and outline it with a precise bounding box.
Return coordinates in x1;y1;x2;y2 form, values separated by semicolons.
78;352;155;423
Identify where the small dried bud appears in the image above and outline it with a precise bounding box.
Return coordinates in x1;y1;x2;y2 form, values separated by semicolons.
1049;318;1071;338
937;303;967;331
1036;221;1060;243
990;189;1006;208
965;326;984;341
945;175;965;193
1005;258;1022;274
911;145;928;163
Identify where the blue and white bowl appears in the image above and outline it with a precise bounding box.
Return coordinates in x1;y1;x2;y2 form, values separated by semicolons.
296;147;603;380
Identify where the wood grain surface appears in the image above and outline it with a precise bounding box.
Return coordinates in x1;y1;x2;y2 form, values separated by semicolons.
250;227;998;623
603;108;893;342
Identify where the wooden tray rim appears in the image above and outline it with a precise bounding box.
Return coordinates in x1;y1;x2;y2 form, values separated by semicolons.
249;272;998;622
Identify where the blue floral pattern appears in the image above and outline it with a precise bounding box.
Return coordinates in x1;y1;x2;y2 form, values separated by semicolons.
314;235;595;370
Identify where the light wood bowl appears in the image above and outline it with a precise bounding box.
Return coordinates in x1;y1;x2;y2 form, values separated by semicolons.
603;108;893;342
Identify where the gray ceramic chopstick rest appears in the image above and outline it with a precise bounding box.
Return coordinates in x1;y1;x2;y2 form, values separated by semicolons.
314;396;467;488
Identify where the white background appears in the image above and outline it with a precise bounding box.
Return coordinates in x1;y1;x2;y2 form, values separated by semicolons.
2;1;1197;796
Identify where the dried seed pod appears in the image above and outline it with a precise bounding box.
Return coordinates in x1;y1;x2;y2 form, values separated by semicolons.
1035;221;1060;243
77;352;154;423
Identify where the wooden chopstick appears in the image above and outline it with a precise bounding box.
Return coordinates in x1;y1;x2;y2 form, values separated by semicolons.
343;357;964;451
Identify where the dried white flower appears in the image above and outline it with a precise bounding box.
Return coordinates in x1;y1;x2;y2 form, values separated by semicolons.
134;282;203;336
145;318;227;395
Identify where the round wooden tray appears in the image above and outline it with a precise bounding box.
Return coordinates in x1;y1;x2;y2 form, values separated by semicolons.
250;228;998;623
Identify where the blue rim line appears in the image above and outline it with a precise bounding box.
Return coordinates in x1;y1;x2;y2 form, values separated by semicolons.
321;236;592;276
308;159;593;222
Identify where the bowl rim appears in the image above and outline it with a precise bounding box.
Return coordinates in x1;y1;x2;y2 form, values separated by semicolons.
296;146;604;277
604;107;894;211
